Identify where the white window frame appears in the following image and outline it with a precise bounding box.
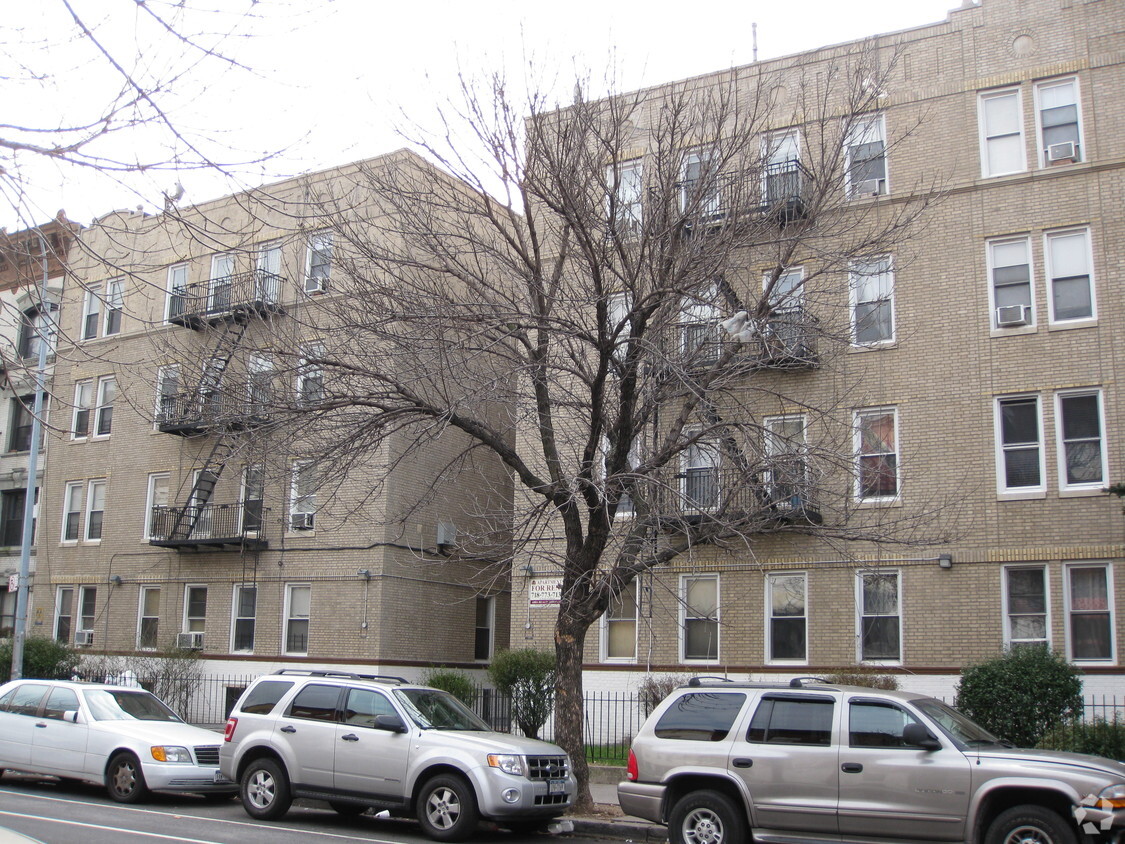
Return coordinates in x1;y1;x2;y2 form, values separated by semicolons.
606;160;643;231
1054;388;1107;494
289;461;317;531
766;572;808;665
762;129;802;204
681;431;720;511
84;479;106;541
155;364;180;427
764;414;809;506
165;263;189;323
849;256;895;346
103;277;124;336
680;574;720;664
240;464;265;534
61;481;82;543
296;343;324;405
256;242;282;303
856;569;902;664
93;375;116;437
681;149;721;218
54;586;74;643
81;286;101;341
231;584;257;653
1034;76;1084;168
209;252;235;310
305;231;333;293
1064;563;1115;664
853;408;899;503
137;586;160;650
844;114;888;197
71;380;93;440
679;282;722;359
284;583;311;656
978;88;1027;178
994;394;1046;498
1044;227;1096;326
144;472;170;539
601;579;638;663
763;266;804;310
987;235;1036;331
474;595;495;662
183;585;207;635
1001;564;1051;649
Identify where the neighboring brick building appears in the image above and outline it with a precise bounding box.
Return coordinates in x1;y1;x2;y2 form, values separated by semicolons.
511;0;1125;699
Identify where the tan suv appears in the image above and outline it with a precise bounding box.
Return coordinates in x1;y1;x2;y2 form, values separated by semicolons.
619;677;1125;844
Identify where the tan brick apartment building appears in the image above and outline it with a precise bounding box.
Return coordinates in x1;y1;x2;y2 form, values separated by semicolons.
512;0;1125;700
32;153;513;676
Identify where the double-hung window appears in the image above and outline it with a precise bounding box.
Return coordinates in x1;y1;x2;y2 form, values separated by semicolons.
1036;77;1082;165
256;242;282;303
606;160;643;231
94;376;116;436
767;573;807;663
210;252;235;312
8;395;33;452
680;284;722;361
285;584;311;655
183;586;207;636
988;236;1034;329
72;381;93;439
232;585;257;652
155;365;180;425
995;395;1044;496
979;88;1026;177
854;409;898;501
1003;566;1049;648
763;129;801;205
850;256;895;345
241;464;265;533
166;263;189;322
681;150;721;218
289;461;317;531
305;232;332;293
145;473;170;539
103;278;124;336
19;305;55;360
845;115;887;197
857;570;901;662
765;415;809;509
297;343;325;405
682;434;720;510
1045;228;1094;324
55;587;74;643
474;596;494;661
85;479;106;541
1055;389;1106;491
62;482;83;542
138;586;160;649
1066;564;1114;662
81;287;101;340
681;574;719;662
602;580;638;661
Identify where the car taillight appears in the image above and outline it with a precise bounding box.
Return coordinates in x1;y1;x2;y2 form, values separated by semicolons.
626;748;638;781
223;717;238;742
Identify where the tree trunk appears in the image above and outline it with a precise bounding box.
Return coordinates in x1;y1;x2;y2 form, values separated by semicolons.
554;612;593;811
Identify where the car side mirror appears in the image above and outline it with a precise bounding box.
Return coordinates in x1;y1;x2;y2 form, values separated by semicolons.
903;722;941;750
374;713;407;733
64;710;81;724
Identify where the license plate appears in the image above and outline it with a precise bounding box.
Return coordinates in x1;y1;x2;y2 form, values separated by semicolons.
548;779;566;794
214;772;232;784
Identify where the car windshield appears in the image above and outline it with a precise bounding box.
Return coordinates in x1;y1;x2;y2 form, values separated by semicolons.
913;698;1005;748
394;689;491;731
82;688;183;722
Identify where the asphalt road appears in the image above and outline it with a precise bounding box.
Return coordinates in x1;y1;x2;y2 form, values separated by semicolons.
0;775;603;844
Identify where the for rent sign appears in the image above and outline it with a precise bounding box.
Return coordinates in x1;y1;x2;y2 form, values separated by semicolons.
528;576;562;605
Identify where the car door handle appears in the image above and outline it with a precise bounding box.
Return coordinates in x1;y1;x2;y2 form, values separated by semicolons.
280;725;296;733
341;733;359;742
35;722;47;728
732;758;753;768
841;762;863;773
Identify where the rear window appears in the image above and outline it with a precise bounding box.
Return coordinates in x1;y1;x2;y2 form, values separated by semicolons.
240;681;294;715
286;684;342;722
653;692;747;741
747;695;834;746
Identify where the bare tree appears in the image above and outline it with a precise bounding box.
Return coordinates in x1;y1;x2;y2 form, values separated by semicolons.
159;45;953;805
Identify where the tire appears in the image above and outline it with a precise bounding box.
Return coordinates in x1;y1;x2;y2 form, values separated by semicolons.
668;790;748;844
240;758;292;821
106;753;150;804
329;801;368;816
416;774;479;842
985;805;1078;844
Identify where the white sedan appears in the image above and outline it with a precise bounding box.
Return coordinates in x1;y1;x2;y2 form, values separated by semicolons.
0;679;237;803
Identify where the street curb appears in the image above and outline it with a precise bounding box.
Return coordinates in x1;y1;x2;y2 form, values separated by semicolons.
570;817;668;841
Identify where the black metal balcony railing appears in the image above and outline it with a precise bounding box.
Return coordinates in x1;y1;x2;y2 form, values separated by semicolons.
762;159;810;222
678;308;819;371
168;270;284;327
156;390;270;435
149;503;270;551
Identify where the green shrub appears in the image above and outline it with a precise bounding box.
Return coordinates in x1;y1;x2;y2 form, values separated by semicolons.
955;646;1082;747
421;668;477;705
1037;717;1125;760
0;636;80;680
488;648;555;739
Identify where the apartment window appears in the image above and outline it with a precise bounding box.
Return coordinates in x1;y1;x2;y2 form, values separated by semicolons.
94;376;116;436
256;242;282;302
680;283;722;360
0;590;14;637
1004;566;1049;648
62;482;82;542
1045;228;1094;323
1036;78;1082;165
603;580;638;661
241;464;265;533
850;256;895;345
763;129;801;205
682;574;719;662
474;596;494;661
855;409;898;501
1056;390;1106;491
1;489;26;546
71;381;93;439
857;570;901;662
155;365;180;423
183;586;207;634
845;115;887;197
18;305;54;360
145;473;170;539
681;150;721;218
765;415;808;507
81;286;101;340
988;237;1034;328
138;586;160;649
289;461;317;530
979;88;1026;177
85;479;106;540
297;344;324;405
248;355;273;413
55;587;73;643
767;573;807;663
765;266;804;310
285;584;311;655
210;252;235;311
1066;564;1113;662
682;434;720;510
8;395;33;452
305;231;333;293
996;395;1044;494
232;585;257;652
103;278;124;336
166;263;188;321
606;160;643;230
78;587;96;638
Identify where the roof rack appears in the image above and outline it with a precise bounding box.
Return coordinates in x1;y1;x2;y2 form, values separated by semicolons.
687;675;735;687
272;669;409;684
788;676;830;688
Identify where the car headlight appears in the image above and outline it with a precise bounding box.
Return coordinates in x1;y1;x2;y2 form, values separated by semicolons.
487;754;526;776
1097;784;1125;809
150;746;192;763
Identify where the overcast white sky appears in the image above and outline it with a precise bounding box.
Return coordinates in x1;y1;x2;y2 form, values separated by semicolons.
5;0;961;229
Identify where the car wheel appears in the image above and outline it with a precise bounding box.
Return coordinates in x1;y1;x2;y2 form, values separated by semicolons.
106;752;150;804
329;801;368;816
240;758;292;821
985;805;1077;844
417;773;479;842
668;791;747;844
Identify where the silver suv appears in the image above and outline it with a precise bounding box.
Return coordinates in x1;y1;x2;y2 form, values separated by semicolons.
619;677;1125;844
220;670;575;841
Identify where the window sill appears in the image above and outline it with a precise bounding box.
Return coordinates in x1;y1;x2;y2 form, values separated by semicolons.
766;659;809;667
989;324;1037;338
854;497;902;509
1048;318;1097;331
997;489;1046;501
1058;487;1106;498
848;341;897;353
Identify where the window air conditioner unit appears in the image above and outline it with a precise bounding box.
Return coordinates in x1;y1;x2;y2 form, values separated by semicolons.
290;512;315;531
304;276;328;295
1046;141;1078;163
74;630;94;646
176;632;204;650
995;304;1031;327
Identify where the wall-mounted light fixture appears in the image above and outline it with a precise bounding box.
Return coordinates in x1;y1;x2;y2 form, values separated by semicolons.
110;575;123;586
938;554;953;570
